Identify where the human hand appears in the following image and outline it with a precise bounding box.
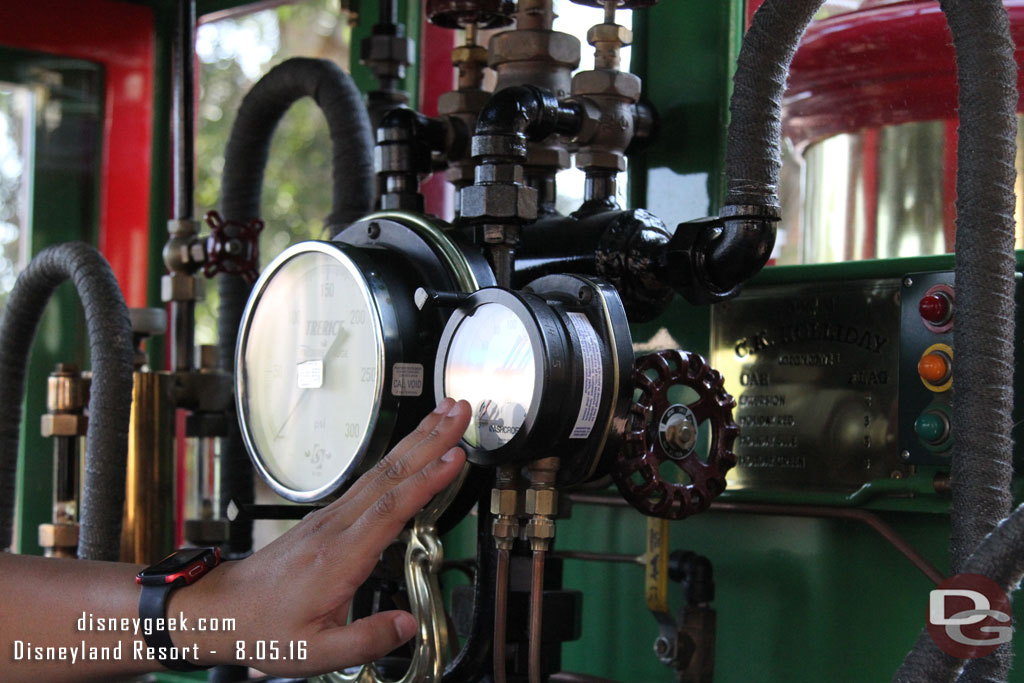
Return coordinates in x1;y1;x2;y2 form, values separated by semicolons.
173;397;471;676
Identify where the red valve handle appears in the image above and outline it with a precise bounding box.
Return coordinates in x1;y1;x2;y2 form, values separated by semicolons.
611;349;738;520
203;211;264;284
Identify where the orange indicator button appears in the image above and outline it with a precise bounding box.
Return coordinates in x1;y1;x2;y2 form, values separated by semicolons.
918;351;951;385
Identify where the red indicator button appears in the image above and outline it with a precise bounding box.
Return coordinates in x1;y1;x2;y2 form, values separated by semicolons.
918;352;950;385
919;293;952;325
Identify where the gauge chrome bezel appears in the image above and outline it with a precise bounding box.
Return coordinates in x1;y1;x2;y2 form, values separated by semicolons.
235;240;398;503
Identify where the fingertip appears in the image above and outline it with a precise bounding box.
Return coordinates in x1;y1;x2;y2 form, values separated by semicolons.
393;612;417;643
433;397;455;414
447;399;471;419
440;446;464;464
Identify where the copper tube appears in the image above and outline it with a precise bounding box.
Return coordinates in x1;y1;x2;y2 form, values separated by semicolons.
494;547;510;683
529;549;545;683
566;493;945;586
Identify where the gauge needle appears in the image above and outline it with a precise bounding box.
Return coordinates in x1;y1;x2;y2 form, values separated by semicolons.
321;325;350;361
274;390;309;440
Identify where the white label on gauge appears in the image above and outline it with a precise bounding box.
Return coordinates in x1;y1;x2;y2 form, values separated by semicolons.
297;359;324;389
392;362;424;397
567;312;603;439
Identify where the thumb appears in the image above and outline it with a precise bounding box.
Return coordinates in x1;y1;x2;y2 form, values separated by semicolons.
309;611;418;672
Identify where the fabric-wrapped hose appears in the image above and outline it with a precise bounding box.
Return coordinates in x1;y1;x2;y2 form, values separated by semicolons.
0;242;133;561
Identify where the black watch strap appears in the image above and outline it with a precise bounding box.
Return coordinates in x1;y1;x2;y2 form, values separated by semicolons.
138;582;210;672
137;547;221;672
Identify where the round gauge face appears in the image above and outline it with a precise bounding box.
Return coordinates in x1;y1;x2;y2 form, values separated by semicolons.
443;302;536;450
238;243;383;501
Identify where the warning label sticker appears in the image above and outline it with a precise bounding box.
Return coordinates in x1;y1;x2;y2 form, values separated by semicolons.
391;363;424;397
567;312;603;439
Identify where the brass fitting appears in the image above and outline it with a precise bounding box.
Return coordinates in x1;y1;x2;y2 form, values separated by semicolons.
526;457;560;551
46;364;86;413
525;487;558;517
491;488;519;517
491;465;522;551
161;272;205;303
41;413;88;438
38;522;79;558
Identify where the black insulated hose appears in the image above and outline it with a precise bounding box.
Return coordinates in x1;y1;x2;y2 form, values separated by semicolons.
218;57;374;554
0;243;133;561
895;1;1017;680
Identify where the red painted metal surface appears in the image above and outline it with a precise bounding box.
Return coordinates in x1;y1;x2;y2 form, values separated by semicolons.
418;18;456;220
784;0;1024;148
746;0;764;28
0;0;154;308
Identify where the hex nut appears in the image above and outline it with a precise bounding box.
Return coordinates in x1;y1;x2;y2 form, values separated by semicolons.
41;413;88;437
360;34;413;64
161;272;205;303
587;23;633;47
491;488;519;516
526;517;556;540
38;523;79;549
576;149;627;172
572;70;642;102
525;488;558;516
437;89;491;118
460;183;538;221
492;517;519;540
490;29;580;68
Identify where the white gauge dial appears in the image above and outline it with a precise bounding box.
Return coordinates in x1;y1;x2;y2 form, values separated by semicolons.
443;302;536;450
238;242;383;501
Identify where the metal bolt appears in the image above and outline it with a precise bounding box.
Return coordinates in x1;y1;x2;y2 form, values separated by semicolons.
367;222;381;239
903;277;914;288
900;449;911;461
578;286;594;304
653;636;672;658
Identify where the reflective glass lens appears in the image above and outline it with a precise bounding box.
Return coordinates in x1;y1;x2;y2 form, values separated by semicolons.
444;303;536;450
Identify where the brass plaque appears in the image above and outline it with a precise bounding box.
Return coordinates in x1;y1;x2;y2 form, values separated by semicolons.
710;279;905;491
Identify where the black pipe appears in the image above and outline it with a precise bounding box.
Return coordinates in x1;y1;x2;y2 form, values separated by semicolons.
218;57;374;554
668;0;824;304
172;0;196;221
0;243;133;561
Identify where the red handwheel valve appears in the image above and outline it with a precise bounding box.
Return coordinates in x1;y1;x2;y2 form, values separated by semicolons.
611;349;739;520
203;211;264;284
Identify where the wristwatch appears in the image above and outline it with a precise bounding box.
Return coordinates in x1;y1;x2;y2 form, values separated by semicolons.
136;546;222;671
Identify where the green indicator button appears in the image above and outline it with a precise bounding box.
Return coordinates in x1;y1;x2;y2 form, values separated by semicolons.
915;411;947;443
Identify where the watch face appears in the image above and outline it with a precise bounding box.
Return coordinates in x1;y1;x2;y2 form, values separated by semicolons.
237;242;384;501
138;548;216;584
442;302;536;450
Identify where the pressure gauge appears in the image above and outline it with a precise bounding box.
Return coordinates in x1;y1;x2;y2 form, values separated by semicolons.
237;213;494;503
434;274;634;486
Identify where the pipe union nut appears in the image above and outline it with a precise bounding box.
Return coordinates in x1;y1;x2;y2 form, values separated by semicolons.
489;29;581;68
490;488;519;516
460;183;538;221
572;70;642;102
525;488;558;516
587;23;633;48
